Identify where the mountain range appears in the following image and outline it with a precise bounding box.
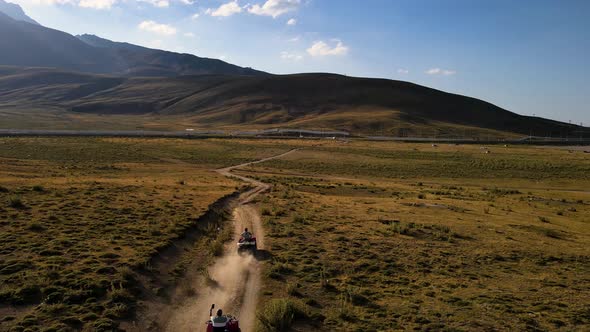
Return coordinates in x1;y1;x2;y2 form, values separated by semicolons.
0;2;264;77
0;0;586;137
0;0;38;24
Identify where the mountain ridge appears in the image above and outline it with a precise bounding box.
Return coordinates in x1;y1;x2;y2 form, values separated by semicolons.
0;66;585;138
0;0;38;25
0;10;267;77
0;5;586;137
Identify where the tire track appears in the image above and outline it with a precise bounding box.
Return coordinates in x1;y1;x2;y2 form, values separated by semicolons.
162;149;299;332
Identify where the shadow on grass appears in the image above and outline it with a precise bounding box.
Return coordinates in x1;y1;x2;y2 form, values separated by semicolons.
254;249;273;262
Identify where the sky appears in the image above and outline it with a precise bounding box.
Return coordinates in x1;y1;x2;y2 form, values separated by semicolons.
10;0;590;125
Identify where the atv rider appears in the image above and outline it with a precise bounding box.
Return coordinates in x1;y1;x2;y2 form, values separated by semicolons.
211;309;229;332
241;228;252;241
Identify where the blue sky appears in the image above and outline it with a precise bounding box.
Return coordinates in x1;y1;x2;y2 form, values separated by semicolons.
12;0;590;125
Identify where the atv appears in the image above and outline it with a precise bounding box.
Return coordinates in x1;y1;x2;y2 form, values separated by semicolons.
206;304;241;332
237;235;257;253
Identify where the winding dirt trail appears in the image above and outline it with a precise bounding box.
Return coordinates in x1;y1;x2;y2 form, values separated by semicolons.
160;149;298;332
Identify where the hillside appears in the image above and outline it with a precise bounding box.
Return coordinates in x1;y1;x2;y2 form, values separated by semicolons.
0;67;584;137
0;12;120;73
0;11;265;77
0;0;38;24
75;34;266;77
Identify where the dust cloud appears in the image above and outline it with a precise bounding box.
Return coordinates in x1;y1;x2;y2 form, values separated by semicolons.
164;248;259;332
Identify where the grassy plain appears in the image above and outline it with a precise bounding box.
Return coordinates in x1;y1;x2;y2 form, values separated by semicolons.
0;137;297;331
1;138;589;332
243;141;590;331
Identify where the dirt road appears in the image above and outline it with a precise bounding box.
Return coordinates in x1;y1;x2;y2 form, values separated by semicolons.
159;149;298;332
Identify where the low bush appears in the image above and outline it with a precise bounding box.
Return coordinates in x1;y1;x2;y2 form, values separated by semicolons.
257;298;308;332
8;196;25;209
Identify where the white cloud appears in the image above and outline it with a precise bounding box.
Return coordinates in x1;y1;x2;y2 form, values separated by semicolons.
172;46;186;53
138;21;177;36
426;68;456;75
138;0;169;7
191;13;200;20
184;32;195;38
14;0;78;6
287;36;300;42
280;51;303;61
145;39;163;49
20;0;193;8
307;40;348;57
208;1;242;17
26;0;76;5
248;0;300;18
397;69;409;74
219;55;228;60
78;0;116;9
287;18;296;26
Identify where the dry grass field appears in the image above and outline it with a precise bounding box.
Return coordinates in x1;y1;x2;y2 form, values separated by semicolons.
0;137;298;332
241;141;590;331
1;138;589;332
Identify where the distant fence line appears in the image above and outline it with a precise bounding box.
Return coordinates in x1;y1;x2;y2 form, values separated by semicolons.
0;129;225;138
365;136;590;145
1;129;589;145
0;128;350;138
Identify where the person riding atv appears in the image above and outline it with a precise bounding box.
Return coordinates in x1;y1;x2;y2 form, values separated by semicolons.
241;228;252;240
237;228;257;253
206;304;241;332
211;309;229;332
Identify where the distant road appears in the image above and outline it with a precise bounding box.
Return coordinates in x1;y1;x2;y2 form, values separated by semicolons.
1;129;588;145
365;136;590;145
0;129;226;138
0;128;350;138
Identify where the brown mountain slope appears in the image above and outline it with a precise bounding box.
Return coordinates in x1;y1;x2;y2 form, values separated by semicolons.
0;67;584;137
0;0;39;25
0;12;266;77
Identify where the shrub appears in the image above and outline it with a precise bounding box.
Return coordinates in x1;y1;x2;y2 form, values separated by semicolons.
543;229;564;239
32;185;44;192
27;222;45;232
8;196;25;209
210;240;224;257
392;223;411;236
108;288;134;305
292;215;307;224
12;284;42;304
286;282;300;297
257;298;307;332
104;303;131;319
93;318;118;332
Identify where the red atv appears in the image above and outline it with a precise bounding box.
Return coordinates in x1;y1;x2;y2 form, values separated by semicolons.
237;235;257;253
206;304;241;332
